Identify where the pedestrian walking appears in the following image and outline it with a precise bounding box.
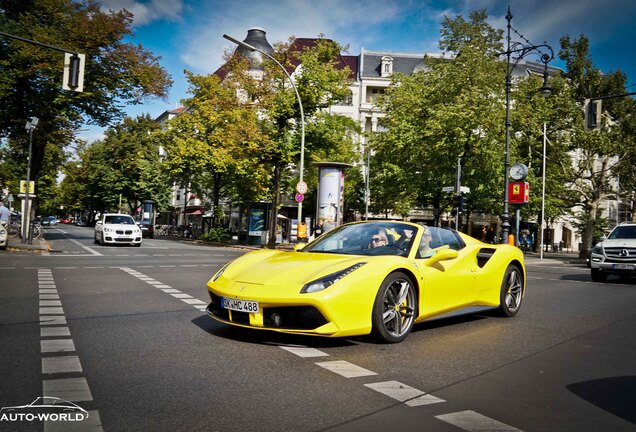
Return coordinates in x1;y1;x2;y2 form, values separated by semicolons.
0;201;10;224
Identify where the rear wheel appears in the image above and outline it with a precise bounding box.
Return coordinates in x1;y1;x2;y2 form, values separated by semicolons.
499;264;524;317
371;272;416;343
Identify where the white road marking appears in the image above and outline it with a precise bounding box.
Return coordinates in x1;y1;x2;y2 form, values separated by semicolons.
40;307;64;315
42;356;83;374
42;378;93;402
44;410;102;432
279;346;330;358
40;300;62;306
171;293;193;299
41;327;70;337
40;316;67;325
39;289;58;294
182;299;206;305
365;381;418;400
67;238;102;256
435;410;523;431
315;360;377;378
41;339;76;353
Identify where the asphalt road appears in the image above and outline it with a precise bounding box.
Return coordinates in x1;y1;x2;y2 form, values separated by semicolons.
0;224;635;432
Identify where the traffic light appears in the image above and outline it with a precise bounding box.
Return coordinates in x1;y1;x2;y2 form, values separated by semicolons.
63;53;85;92
453;195;468;213
584;99;601;131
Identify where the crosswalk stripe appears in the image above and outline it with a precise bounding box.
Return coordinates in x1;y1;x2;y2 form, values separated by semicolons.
279;346;330;358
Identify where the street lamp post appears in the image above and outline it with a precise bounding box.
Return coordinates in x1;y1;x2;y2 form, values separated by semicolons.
223;34;306;227
23;116;39;244
501;7;554;244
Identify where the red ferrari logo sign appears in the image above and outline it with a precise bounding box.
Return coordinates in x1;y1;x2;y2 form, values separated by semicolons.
509;182;529;204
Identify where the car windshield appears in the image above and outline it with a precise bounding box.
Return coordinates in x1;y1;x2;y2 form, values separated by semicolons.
608;225;636;239
104;215;135;225
301;222;418;257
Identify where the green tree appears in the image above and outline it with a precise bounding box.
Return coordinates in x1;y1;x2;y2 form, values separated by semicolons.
0;0;171;206
230;36;357;247
559;35;636;257
372;10;506;225
159;71;272;227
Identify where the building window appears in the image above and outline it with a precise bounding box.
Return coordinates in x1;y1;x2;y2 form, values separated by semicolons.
381;56;393;77
366;87;385;103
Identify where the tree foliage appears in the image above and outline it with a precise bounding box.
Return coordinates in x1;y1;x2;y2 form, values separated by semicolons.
0;0;171;204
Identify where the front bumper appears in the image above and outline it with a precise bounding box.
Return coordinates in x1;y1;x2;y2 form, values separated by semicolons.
590;250;636;274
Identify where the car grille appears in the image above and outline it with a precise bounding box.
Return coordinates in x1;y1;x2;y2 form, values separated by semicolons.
116;229;133;235
207;293;327;330
603;247;636;262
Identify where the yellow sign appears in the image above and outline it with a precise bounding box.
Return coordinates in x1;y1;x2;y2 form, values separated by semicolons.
512;184;520;195
20;180;35;194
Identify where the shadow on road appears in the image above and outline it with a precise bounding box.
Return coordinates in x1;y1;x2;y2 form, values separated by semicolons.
567;376;636;425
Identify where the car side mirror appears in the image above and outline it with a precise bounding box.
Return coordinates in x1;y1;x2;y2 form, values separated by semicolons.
599;236;607;242
425;248;458;265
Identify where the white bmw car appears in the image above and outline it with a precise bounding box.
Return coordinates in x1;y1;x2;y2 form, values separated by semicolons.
94;213;142;247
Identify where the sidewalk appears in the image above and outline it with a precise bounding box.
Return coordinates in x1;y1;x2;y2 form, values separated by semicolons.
523;251;587;266
6;234;51;252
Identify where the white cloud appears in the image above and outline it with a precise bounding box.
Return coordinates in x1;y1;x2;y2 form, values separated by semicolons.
98;0;184;26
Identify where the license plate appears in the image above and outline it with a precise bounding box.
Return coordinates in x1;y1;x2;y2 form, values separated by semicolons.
221;297;259;313
613;264;635;270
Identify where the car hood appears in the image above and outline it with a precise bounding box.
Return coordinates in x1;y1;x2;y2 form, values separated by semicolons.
602;239;636;248
223;250;371;286
101;223;138;229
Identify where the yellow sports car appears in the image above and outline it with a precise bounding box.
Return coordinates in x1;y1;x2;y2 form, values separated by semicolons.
205;221;525;343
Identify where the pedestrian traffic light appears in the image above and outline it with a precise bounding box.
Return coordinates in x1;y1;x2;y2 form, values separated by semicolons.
63;53;85;92
584;99;601;131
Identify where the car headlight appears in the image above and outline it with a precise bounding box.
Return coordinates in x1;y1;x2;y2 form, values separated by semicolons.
103;227;113;232
301;263;367;294
591;244;604;255
0;228;6;235
212;262;232;282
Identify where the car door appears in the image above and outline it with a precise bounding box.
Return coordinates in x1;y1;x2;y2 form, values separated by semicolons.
414;228;479;318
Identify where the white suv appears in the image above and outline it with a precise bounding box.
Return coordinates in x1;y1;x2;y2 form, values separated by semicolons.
94;213;142;247
590;222;636;282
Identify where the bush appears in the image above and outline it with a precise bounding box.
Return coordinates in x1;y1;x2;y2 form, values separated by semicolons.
199;227;231;243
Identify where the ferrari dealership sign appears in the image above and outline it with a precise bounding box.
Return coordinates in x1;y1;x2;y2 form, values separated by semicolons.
509;181;530;204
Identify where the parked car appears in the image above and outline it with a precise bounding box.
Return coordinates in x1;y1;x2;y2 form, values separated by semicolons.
0;221;8;250
590;222;636;282
75;219;88;227
205;221;526;343
94;213;142;247
137;220;154;238
41;216;58;226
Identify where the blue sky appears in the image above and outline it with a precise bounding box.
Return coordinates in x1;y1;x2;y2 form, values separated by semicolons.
87;0;636;141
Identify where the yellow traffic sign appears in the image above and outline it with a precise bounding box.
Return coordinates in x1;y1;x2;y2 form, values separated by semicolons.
20;180;35;193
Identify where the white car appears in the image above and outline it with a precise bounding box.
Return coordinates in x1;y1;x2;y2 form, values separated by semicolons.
0;221;7;250
590;222;636;282
94;213;142;247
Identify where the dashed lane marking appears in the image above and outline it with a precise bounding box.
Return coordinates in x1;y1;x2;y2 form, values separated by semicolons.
315;360;377;378
120;267;209;311
37;268;103;431
364;381;446;407
279;346;330;358
435;410;523;431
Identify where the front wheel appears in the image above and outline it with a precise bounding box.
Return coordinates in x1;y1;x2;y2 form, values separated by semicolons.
590;268;607;282
499;264;524;317
371;272;417;343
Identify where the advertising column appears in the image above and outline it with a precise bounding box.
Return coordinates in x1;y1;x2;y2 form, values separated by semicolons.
314;162;352;233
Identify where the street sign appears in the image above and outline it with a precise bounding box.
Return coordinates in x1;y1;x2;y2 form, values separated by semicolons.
20;180;35;194
295;193;304;203
442;186;454;193
296;181;308;194
509;181;530;204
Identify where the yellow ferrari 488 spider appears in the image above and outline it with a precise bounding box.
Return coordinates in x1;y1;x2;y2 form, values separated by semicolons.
206;221;525;343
